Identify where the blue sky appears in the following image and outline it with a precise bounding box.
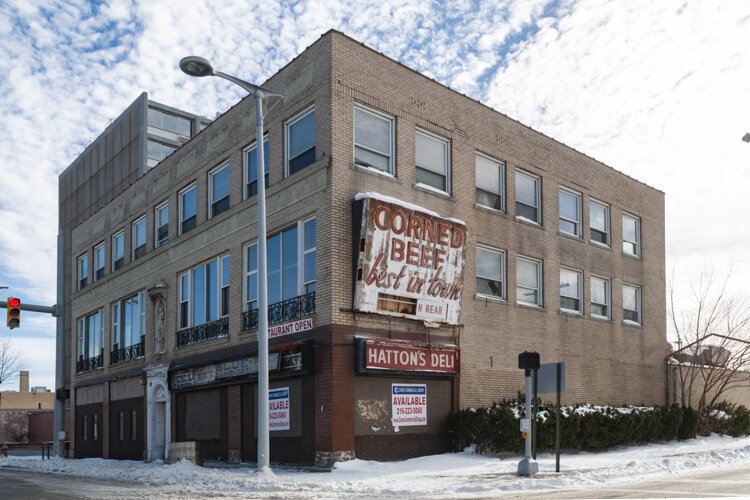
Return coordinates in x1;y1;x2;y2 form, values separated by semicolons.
1;0;749;390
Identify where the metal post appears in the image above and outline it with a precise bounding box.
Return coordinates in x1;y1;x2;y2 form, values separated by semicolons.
517;371;539;476
556;362;561;473
54;233;65;457
532;368;537;460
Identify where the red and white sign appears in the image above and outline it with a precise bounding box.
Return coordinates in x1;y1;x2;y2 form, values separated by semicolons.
269;387;290;431
269;318;313;339
392;384;427;426
416;299;447;320
365;340;459;373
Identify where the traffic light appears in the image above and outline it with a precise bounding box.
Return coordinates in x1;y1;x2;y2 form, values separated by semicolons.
6;297;20;329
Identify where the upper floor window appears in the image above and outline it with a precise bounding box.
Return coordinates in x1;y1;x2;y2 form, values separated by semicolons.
112;231;125;271
179;255;230;329
132;216;146;260
591;276;610;320
244;138;269;199
354;106;394;174
286;107;316;175
559;267;582;314
623;284;641;325
559;188;581;237
148;108;191;137
146;140;177;169
476;246;505;299
111;291;146;351
415;129;450;193
77;310;103;365
209;165;230;218
94;243;105;281
179;184;197;235
516;171;541;224
590;200;610;246
77;254;88;290
155;202;169;247
622;214;641;257
516;256;543;307
475;154;504;211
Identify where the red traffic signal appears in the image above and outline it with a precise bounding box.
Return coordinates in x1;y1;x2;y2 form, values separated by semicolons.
6;297;20;329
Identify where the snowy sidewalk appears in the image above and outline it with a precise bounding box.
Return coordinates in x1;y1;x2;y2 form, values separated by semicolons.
2;435;750;498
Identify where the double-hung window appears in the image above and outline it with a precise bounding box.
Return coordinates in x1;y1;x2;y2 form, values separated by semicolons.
622;214;641;257
245;138;269;199
516;256;543;307
77;254;88;290
354;106;394;174
94;243;105;281
559;268;582;314
559;188;581;237
209;165;230;218
112;231;125;271
155;202;169;247
77;310;103;368
178;255;230;329
179;184;197;235
590;200;610;246
286;107;316;175
111;291;146;352
591;276;610;319
245;218;316;311
476;246;505;299
132;216;146;260
475;154;504;211
623;284;641;325
516;171;541;223
415;130;450;193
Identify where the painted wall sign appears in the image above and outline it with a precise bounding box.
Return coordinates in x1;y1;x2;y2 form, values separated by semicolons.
353;193;467;325
391;384;427;426
269;387;290;431
173;352;281;389
364;339;459;373
269;318;314;339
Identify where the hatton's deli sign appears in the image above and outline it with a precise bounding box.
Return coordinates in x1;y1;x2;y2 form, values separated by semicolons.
363;339;459;373
353;194;467;325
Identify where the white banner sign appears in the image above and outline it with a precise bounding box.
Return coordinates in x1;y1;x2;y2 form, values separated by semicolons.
391;383;427;426
269;387;290;431
269;318;314;339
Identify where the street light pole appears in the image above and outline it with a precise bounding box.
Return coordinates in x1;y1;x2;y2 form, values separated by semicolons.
179;56;282;469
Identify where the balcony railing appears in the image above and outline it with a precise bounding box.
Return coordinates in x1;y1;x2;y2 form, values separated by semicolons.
177;317;229;348
110;340;145;365
242;292;316;331
77;352;103;373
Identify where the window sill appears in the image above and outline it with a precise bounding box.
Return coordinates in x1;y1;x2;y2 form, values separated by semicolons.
589;240;611;250
623;252;642;261
515;216;543;229
558;231;583;242
559;309;582;317
516;301;543;311
351;162;399;182
623;320;642;328
475;293;507;304
590;315;612;323
414;182;452;199
474;203;507;217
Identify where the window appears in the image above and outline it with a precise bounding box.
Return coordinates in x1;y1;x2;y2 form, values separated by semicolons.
559;268;582;314
415;130;450;193
112;231;125;271
286;107;316;175
93;414;98;441
77;254;88;290
245;218;316;310
131;410;137;441
516;256;543;307
622;214;641;257
475;154;504;211
354;106;394;174
155;202;169;247
118;411;124;441
178;255;230;329
132;216;146;260
82;415;88;441
111;292;146;351
94;243;105;281
591;276;610;319
209;165;230;218
476;247;505;299
179;184;197;235
623;284;641;325
77;310;103;366
146;140;177;168
516;171;541;223
590;200;610;246
244;138;269;199
148;108;191;137
559;188;581;237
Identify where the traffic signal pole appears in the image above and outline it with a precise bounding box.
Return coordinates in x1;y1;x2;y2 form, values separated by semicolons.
0;300;57;315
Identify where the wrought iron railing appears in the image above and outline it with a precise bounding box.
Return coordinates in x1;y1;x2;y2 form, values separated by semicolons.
77;353;103;373
177;317;229;348
242;292;316;331
110;341;145;365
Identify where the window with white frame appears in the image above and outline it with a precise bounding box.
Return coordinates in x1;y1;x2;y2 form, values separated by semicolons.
475;154;504;211
111;291;146;351
178;255;230;329
559;188;581;237
476;246;505;299
112;231;125;271
623;284;641;325
77;310;103;365
286;107;316;175
559;268;582;314
94;243;105;281
244;137;269;199
415;129;450;193
622;214;641;257
354;106;394;174
209;165;230;218
155;202;169;247
245;218;316;310
132;216;146;260
77;254;88;290
179;184;197;235
591;276;610;319
516;256;543;307
516;171;541;223
589;200;610;246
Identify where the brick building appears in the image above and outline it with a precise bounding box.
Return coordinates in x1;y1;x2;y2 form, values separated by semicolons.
59;30;667;465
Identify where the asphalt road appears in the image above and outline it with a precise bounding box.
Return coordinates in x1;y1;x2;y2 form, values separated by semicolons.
0;468;147;500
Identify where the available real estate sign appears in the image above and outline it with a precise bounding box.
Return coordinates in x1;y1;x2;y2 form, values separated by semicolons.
392;384;427;426
269;387;290;431
353;193;467;325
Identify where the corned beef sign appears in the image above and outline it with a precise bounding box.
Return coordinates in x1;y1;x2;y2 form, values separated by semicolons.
353;193;467;325
364;339;459;373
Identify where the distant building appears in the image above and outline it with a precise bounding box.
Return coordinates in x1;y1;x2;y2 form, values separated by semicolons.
0;371;54;445
60;30;667;465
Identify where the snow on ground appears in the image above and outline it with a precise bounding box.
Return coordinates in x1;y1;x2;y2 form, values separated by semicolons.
2;435;750;498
